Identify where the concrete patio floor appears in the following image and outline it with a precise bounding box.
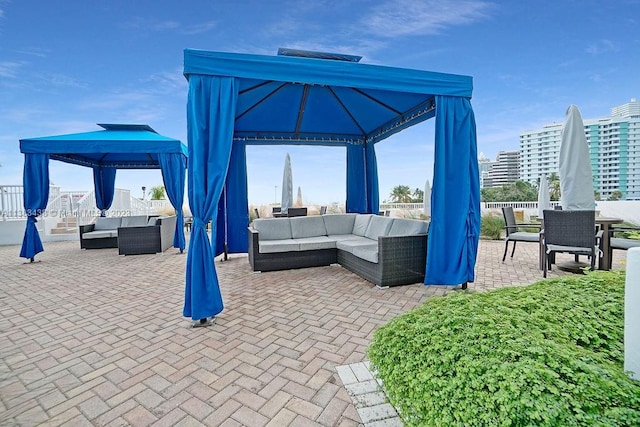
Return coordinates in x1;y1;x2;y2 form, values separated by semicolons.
0;238;628;426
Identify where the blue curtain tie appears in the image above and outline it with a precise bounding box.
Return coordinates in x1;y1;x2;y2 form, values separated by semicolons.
27;216;38;223
192;217;207;230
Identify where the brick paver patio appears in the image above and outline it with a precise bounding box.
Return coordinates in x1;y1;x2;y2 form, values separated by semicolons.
0;238;627;426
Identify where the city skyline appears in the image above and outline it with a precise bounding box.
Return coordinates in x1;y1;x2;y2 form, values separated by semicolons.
1;1;638;205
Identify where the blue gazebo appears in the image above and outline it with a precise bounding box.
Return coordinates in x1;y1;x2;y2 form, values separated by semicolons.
19;124;188;261
182;48;480;322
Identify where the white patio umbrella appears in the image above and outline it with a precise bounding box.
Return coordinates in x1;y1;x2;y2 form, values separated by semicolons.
559;105;595;210
537;175;550;219
281;153;293;213
423;179;431;217
296;186;303;206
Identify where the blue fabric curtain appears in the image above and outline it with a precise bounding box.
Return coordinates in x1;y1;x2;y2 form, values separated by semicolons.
159;153;187;252
346;144;367;213
19;154;50;260
214;188;226;256
365;143;379;214
425;96;480;285
184;75;238;320
93;167;116;216
215;141;249;255
346;143;379;213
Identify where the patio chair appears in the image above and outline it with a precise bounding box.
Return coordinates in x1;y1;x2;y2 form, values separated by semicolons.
253;208;260;219
319;205;327;215
501;206;541;262
287;207;307;217
607;224;640;262
541;209;598;278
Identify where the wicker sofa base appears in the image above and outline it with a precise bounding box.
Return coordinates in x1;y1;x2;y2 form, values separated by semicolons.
337;246;425;287
80;236;118;249
118;216;177;255
249;248;337;272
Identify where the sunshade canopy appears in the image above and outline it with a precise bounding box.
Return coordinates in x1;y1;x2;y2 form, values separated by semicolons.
18;124;188;260
20;124;188;169
184;48;473;146
182;48;481;321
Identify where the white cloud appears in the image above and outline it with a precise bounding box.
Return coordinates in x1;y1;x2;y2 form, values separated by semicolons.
0;61;23;78
362;0;494;37
181;20;217;35
35;73;87;89
121;17;180;32
585;39;619;55
143;68;187;96
14;47;49;58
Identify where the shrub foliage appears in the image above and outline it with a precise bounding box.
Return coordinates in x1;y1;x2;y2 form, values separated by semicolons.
367;271;640;426
481;214;505;240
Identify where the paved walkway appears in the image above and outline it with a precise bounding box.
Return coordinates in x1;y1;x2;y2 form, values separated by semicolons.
0;239;627;426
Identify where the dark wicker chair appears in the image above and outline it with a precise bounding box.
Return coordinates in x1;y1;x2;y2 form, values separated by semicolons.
541;209;597;278
287;207;307;217
501;206;541;262
607;225;640;262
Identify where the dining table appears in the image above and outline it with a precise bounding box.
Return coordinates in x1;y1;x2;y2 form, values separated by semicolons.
596;216;624;270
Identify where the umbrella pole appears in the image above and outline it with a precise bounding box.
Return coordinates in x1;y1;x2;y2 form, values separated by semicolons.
192;317;215;328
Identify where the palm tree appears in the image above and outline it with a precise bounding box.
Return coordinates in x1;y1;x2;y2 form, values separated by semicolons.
149;185;166;200
548;172;561;201
390;185;412;203
412;188;424;203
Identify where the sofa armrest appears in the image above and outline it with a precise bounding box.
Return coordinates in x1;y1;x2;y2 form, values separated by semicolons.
377;234;428;262
79;224;96;234
158;216;177;251
248;228;259;268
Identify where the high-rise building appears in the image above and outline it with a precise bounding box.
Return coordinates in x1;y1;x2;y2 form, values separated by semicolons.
478;152;493;188
483;150;520;188
520;99;640;200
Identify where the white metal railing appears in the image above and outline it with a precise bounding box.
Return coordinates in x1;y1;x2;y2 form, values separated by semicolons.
1;184;63;220
146;199;173;213
483;201;561;210
130;196;150;215
379;202;425;210
1;184;175;225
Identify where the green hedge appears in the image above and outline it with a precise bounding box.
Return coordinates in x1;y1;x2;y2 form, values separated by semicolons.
367;271;640;426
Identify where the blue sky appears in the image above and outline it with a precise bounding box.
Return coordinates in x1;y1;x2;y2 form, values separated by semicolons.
1;0;638;205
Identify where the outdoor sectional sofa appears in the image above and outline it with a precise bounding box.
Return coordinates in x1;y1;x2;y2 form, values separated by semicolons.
248;213;429;287
79;215;177;255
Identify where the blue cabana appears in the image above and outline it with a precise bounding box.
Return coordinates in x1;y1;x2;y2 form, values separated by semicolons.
19;124;188;260
182;48;480;322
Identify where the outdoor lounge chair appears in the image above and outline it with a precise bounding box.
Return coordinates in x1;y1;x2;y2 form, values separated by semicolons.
607;225;640;262
501;206;541;262
541;209;598;278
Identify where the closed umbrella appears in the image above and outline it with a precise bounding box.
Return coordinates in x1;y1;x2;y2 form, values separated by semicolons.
296;186;303;206
423;179;431;217
537;175;550;219
557;105;596;273
281;153;293;214
559;105;595;210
